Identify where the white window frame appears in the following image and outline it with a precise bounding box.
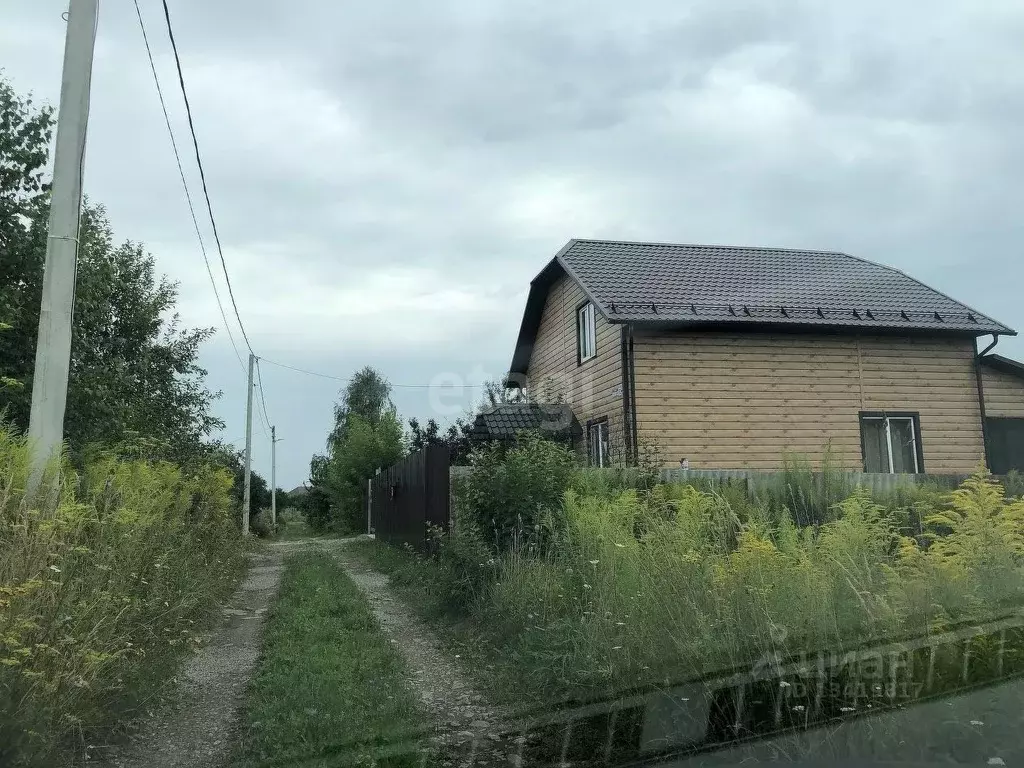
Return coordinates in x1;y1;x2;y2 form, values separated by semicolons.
588;420;609;467
577;302;596;363
860;413;920;474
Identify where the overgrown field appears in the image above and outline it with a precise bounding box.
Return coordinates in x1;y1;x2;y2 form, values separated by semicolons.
355;437;1024;708
0;428;246;766
230;549;429;767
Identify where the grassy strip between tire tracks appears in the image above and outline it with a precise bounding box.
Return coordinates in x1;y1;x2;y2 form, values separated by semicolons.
230;549;433;767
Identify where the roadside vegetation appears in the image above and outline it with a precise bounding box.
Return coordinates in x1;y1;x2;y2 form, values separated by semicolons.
231;550;430;767
352;435;1024;709
0;429;246;765
0;77;257;765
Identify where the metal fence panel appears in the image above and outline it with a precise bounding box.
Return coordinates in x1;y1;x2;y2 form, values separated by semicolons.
371;445;450;550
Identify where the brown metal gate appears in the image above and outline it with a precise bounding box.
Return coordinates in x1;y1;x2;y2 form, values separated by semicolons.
370;445;450;550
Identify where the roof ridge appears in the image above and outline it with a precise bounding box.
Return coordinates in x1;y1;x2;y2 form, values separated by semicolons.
569;237;846;256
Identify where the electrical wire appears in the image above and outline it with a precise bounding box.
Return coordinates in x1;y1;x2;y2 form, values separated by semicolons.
254;357;273;433
257;356;487;388
132;0;246;374
159;0;255;356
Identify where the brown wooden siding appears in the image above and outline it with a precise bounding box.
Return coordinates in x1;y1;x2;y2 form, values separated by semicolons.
525;274;625;460
983;367;1024;419
632;332;985;473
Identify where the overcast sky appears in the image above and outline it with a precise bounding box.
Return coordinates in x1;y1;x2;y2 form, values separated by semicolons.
4;0;1024;488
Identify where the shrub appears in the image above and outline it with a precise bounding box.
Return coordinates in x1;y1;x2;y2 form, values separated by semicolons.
250;510;274;538
0;428;245;766
462;433;578;552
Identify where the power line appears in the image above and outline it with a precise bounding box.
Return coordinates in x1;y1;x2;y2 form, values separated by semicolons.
254;357;272;433
132;0;245;374
257;356;487;388
159;0;254;356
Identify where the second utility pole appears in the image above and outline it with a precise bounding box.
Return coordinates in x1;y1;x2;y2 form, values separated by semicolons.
242;353;254;536
270;425;277;528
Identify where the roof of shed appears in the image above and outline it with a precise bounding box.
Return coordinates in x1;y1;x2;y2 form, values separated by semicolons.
980;354;1024;381
509;239;1015;377
470;402;580;441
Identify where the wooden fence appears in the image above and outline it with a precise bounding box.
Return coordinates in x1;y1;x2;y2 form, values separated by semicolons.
369;445;450;551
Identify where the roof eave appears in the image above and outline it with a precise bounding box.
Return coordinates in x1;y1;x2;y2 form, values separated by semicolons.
507;242;578;381
618;317;1014;337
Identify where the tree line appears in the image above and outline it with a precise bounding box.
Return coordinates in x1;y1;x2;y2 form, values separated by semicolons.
302;367;521;532
0;76;280;524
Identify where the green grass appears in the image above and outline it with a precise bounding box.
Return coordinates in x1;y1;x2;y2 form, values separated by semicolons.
343;540;518;707
275;508;313;541
230;550;432;767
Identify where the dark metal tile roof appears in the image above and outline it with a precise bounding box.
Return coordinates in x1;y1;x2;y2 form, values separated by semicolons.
980;354;1024;381
561;239;1013;334
508;239;1015;377
470;403;580;441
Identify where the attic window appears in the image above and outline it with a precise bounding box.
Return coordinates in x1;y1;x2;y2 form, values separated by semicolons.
577;302;596;364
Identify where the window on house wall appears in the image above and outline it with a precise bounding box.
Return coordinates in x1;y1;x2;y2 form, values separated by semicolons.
577;302;596;363
588;418;609;467
860;412;922;473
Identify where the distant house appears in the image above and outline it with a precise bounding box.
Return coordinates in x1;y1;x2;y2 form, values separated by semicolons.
288;484;309;497
507;239;1019;474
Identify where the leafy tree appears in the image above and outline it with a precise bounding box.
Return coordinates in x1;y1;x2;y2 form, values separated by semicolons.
408;415;473;463
201;441;271;525
307;367;405;532
326;412;404;532
327;366;393;446
302;452;333;531
274;488;291;510
0;76;223;463
482;377;525;408
1;77;52;404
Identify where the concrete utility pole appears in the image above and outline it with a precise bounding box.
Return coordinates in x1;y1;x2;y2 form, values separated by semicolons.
270;425;277;528
27;0;100;484
242;353;254;535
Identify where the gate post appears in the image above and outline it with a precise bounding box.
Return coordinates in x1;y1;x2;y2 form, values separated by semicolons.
366;477;372;535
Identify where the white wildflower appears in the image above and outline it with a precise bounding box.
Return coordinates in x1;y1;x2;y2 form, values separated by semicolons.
48;565;61;573
583;583;591;589
588;560;599;565
779;681;791;688
988;759;1005;766
971;720;984;726
792;705;805;712
614;543;625;548
840;706;856;713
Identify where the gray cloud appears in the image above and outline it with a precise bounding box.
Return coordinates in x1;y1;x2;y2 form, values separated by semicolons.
4;0;1024;487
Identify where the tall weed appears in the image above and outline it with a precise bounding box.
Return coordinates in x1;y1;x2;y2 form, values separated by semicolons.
465;470;1024;703
0;428;245;766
